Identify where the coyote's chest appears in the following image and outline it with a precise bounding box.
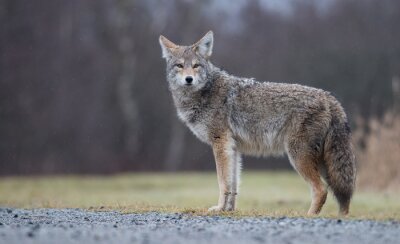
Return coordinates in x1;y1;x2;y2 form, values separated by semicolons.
176;107;211;144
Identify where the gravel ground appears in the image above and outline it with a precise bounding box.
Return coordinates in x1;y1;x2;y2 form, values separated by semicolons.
0;208;399;244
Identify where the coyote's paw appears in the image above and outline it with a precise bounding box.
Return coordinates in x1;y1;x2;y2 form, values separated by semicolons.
208;205;235;212
208;205;224;212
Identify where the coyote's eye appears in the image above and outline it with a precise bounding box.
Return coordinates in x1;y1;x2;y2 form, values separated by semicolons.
175;64;184;69
193;63;201;69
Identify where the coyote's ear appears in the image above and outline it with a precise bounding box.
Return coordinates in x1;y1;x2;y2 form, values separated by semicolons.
159;35;178;59
193;31;213;59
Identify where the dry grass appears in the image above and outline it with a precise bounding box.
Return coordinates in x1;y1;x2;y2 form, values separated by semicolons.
0;171;399;220
356;111;400;192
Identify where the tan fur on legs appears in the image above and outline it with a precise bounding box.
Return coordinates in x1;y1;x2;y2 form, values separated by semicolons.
289;155;327;215
209;132;236;212
309;181;328;215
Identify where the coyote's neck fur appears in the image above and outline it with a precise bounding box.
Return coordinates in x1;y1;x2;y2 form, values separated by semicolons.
170;63;230;144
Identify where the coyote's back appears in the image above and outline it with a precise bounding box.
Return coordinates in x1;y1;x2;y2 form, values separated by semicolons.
159;31;356;215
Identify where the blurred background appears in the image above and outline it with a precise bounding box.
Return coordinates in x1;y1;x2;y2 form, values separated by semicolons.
1;0;399;191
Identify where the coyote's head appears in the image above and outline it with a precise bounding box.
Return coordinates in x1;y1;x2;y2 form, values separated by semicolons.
159;31;214;91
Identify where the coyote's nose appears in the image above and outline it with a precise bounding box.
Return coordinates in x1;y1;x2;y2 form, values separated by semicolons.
185;76;193;84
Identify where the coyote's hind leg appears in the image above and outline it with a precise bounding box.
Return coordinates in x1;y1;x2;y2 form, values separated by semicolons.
288;151;327;215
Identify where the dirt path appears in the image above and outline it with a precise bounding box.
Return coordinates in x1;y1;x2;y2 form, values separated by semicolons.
0;208;399;244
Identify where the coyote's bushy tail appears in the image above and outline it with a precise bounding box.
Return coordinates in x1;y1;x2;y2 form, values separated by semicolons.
323;109;356;215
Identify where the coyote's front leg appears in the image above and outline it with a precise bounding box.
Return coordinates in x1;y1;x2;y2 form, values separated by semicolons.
208;132;239;212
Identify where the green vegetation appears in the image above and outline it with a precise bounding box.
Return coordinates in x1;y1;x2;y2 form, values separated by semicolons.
0;171;399;220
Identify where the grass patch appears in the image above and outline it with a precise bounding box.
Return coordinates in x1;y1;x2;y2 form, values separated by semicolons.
0;171;399;220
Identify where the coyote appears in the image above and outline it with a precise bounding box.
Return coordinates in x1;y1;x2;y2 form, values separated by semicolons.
159;31;356;215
